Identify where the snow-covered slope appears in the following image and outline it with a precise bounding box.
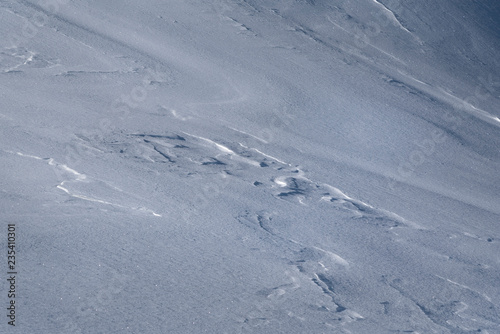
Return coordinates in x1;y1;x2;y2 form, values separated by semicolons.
1;0;499;333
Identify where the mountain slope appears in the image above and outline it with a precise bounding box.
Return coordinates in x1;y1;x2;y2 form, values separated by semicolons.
1;0;499;333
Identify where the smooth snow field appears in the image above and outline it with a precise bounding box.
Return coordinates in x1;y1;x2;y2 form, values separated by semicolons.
1;0;499;333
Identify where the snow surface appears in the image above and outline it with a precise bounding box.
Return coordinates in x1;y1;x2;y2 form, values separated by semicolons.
1;0;499;333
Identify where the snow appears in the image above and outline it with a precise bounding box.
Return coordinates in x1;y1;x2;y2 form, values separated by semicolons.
1;0;499;333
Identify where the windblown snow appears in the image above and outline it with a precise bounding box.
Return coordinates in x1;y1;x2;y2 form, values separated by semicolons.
1;0;499;333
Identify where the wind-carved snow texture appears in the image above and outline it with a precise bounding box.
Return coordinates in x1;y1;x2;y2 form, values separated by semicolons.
222;16;257;36
66;128;431;329
0;47;58;73
235;210;365;330
2;0;500;332
371;0;417;38
6;150;162;217
383;275;499;333
81;129;417;228
382;73;500;128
